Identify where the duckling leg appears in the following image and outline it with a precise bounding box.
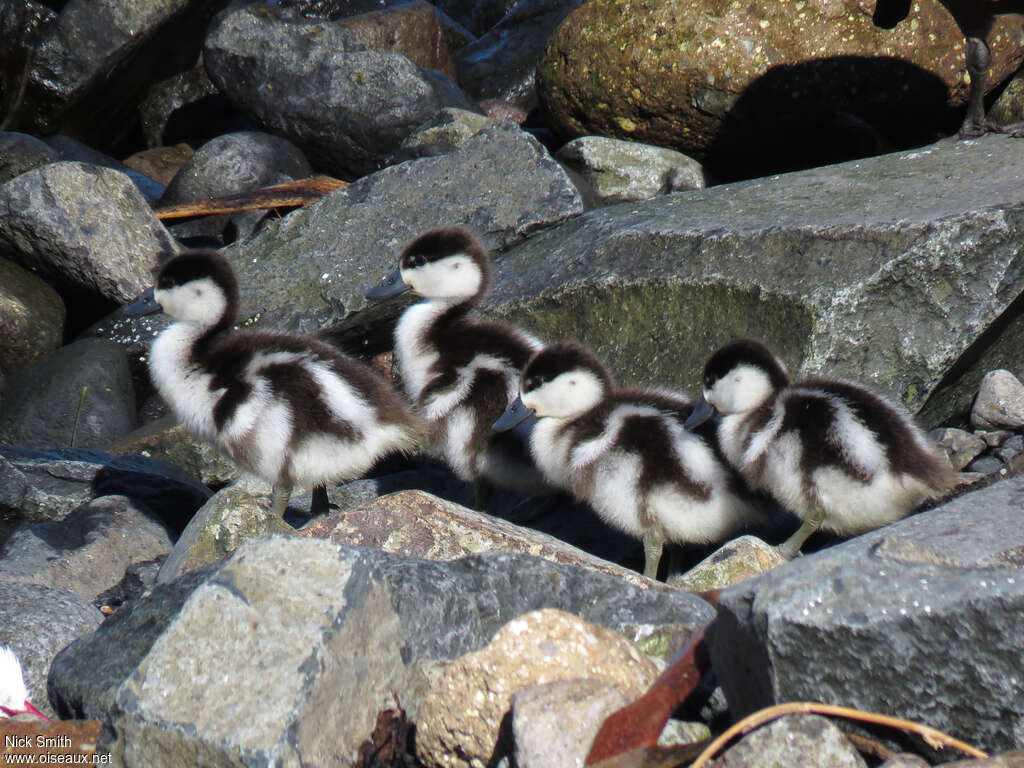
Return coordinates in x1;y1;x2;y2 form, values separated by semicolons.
270;483;293;519
775;507;826;559
310;485;330;517
642;530;666;580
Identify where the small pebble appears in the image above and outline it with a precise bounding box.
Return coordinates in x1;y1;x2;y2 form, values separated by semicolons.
971;369;1024;430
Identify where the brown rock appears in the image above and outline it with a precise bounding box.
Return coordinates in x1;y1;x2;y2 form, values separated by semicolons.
415;608;659;768
122;144;194;187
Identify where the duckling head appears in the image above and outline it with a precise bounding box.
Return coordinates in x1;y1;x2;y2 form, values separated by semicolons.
367;226;489;302
0;646;47;720
125;250;238;334
687;338;790;428
494;342;611;432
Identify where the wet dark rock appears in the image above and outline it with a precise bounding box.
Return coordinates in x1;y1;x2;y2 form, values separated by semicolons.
0;445;210;533
0;338;136;451
455;0;583;110
204;3;479;178
274;0;413;20
0;131;59;184
50;537;712;763
0;494;173;603
712;474;1024;755
93;558;164;612
432;0;518;36
14;0;233;156
0;257;65;377
0;581;103;720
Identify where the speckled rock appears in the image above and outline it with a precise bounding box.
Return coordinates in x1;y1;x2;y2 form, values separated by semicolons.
971;369;1024;430
416;609;659;768
43;135;165;204
668;535;786;593
538;0;1024;178
555;135;704;207
480;135;1024;428
930;427;987;471
0;258;64;376
710;715;866;768
400;108;501;152
0;131;59;184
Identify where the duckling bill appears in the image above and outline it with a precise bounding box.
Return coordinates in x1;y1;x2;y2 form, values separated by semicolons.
126;249;420;518
686;338;958;557
495;342;762;580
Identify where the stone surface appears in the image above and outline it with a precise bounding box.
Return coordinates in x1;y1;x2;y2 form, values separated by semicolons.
538;0;1024;178
710;715;866;768
0;495;173;603
0;338;136;451
122;144;194;188
0;445;210;533
930;427;988;471
971;369;1024;430
0;131;58;184
712;474;1024;754
156;475;295;584
0;582;103;719
416;609;658;768
49;537;712;764
512;679;627;768
138;63;246;149
299;489;660;590
400;107;502;152
204;3;478;178
556;135;705;208
0;257;64;376
43;135;165;204
668;535;786;593
479;135;1024;428
0;162;175;310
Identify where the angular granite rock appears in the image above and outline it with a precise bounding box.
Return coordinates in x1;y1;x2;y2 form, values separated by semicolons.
711;475;1024;754
51;537;712;765
482;135;1024;427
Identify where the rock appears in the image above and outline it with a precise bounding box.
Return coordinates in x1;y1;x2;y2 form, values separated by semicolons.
455;0;584;109
511;679;627;768
16;0;232;154
158;130;313;243
0;257;64;376
878;756;931;768
222;121;582;335
939;753;1024;768
0;582;103;719
0;719;105;764
156;475;295;584
971;369;1024;430
537;0;1024;179
299;489;658;590
122;144;194;188
416;608;659;768
49;537;712;763
0;495;173;603
0;338;136;451
275;0;413;20
964;455;1006;476
479;135;1024;428
668;535;786;593
555;135;705;208
0;131;59;184
995;434;1024;465
139;63;250;149
94;559;164;613
204;4;478;178
711;474;1024;754
431;0;518;37
989;68;1024;129
400;107;502;152
0;445;210;533
0;162;176;329
710;715;866;768
930;427;987;471
44;135;165;204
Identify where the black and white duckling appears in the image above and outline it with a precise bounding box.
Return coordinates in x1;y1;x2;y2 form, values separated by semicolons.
0;646;46;720
493;342;762;580
125;249;421;518
686;338;958;558
366;226;552;509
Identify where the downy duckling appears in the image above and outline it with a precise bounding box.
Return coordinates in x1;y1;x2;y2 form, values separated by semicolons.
125;249;420;518
366;226;552;509
493;342;762;580
686;338;958;558
0;646;47;719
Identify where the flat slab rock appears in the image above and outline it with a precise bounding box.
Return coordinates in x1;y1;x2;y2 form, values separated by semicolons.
712;474;1024;754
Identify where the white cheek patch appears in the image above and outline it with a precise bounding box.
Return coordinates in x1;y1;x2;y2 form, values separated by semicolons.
524;370;605;419
710;364;774;415
402;254;481;299
156;278;226;326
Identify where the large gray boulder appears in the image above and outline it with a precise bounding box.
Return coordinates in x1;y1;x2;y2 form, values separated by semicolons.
0;257;64;376
50;537;712;765
480;134;1024;427
204;4;478;178
711;474;1024;754
0;131;59;185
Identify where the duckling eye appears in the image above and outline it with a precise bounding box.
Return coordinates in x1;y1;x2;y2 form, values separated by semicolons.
411;254;426;267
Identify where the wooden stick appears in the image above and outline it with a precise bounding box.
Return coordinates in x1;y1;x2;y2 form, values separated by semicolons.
154;176;347;220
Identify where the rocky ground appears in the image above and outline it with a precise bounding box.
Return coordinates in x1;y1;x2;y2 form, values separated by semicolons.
2;1;1024;767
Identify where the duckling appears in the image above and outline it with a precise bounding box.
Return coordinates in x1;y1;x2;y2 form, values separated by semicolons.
125;249;420;519
0;646;47;719
874;0;1024;138
366;226;552;509
493;342;762;580
685;338;958;558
